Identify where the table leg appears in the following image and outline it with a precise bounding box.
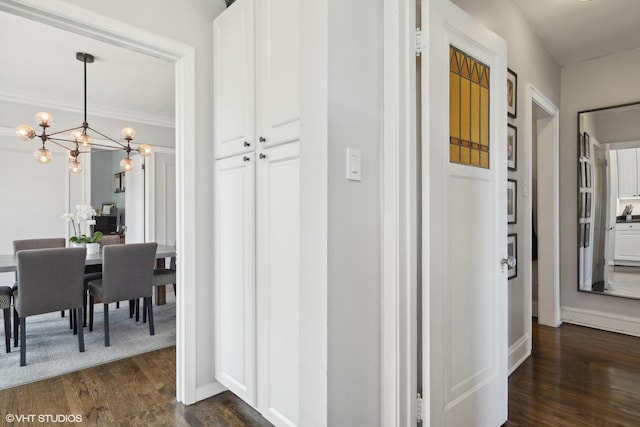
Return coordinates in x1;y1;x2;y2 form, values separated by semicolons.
155;258;167;305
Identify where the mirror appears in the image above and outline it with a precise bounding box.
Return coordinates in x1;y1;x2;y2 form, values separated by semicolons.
578;102;640;299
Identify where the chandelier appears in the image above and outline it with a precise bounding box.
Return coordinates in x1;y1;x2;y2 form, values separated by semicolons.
15;52;152;173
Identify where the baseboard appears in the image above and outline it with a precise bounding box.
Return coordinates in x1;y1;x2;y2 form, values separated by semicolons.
532;300;538;317
508;334;531;375
561;306;640;337
195;381;227;403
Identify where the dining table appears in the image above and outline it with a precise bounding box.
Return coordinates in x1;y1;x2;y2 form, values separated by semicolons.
0;244;176;305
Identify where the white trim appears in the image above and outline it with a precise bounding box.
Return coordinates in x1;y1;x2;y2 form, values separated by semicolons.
507;334;530;375
0;88;175;128
196;382;228;402
382;0;417;425
524;84;561;330
0;0;203;405
562;306;640;337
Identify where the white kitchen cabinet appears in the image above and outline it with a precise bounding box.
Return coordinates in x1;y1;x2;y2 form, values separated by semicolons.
614;222;640;263
616;148;640;198
213;1;300;425
213;0;255;160
256;141;300;427
214;153;256;405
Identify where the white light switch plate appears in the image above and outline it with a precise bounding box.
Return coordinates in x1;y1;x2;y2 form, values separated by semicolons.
346;147;361;181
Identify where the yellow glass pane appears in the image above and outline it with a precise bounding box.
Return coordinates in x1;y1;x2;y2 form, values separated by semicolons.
470;148;480;166
460;78;471;141
470;82;480;143
460;147;471;165
450;72;460;138
450;142;460;163
480;151;489;168
480;86;489;146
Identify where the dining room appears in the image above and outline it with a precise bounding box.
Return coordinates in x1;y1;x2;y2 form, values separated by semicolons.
0;10;178;385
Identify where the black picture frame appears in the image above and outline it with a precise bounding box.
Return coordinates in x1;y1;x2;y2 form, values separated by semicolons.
508;233;517;279
583;132;590;159
507;68;517;119
507;179;517;224
507;124;517;171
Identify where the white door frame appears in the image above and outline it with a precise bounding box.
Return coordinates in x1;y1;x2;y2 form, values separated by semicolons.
382;0;417;424
0;0;199;404
523;84;561;331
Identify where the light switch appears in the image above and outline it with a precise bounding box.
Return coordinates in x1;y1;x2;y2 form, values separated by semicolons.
346;148;361;181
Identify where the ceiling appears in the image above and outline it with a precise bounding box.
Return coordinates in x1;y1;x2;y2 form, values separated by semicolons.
0;11;175;129
509;0;640;67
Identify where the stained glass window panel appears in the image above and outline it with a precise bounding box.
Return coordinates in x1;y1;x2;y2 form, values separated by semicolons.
449;45;490;169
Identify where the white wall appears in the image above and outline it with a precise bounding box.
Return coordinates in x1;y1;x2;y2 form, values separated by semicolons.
452;0;561;354
326;0;382;425
560;47;640;329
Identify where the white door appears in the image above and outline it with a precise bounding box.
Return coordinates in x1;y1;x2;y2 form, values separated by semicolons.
124;154;147;243
214;153;256;405
213;0;256;160
423;1;508;425
256;141;300;427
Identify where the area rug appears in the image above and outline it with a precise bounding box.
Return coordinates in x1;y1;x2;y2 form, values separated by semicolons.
0;292;175;390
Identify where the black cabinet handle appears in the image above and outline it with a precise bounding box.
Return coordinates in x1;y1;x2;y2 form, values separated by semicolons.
243;156;250;162
259;136;266;143
259;153;267;159
243;141;251;147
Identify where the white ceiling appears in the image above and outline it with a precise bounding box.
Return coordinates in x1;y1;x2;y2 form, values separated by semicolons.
509;0;640;67
0;11;175;128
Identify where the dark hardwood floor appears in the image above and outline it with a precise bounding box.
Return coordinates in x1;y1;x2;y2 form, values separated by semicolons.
507;321;640;427
1;322;638;426
0;347;272;426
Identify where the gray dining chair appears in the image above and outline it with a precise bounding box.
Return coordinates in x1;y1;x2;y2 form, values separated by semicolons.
140;255;176;323
88;242;157;346
13;247;87;366
12;238;68;326
0;286;12;353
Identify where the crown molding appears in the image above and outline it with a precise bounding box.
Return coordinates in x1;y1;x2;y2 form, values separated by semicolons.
0;87;175;129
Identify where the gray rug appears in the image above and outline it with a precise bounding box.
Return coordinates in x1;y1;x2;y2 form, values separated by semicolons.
0;292;175;390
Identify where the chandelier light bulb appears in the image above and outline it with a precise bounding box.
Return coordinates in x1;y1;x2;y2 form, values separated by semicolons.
69;160;83;173
138;144;152;157
35;112;55;127
71;130;92;147
120;157;134;171
121;127;136;140
34;148;52;164
16;125;36;140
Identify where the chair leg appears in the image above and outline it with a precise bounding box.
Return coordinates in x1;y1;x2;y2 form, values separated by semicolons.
13;307;18;348
72;310;78;335
77;307;85;353
135;299;140;322
173;283;176;296
83;291;88;327
145;296;154;336
19;317;26;366
89;295;95;332
69;309;73;329
129;300;135;318
142;298;147;323
104;303;110;347
116;301;120;309
61;310;65;318
3;308;10;353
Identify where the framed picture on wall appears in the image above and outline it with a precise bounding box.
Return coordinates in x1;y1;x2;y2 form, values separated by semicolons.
507;179;517;224
507;124;517;170
507;233;517;279
583;132;590;159
579;132;585;158
586;192;592;218
579;192;586;219
586;163;592;188
507;68;517;119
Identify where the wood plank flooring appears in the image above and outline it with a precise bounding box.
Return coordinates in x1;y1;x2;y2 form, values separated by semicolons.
0;347;272;426
506;321;640;427
0;321;638;426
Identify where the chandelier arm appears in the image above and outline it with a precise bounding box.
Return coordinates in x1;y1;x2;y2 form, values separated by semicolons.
84;141;128;151
86;126;128;149
47;140;73;152
48;136;80;145
48;125;85;138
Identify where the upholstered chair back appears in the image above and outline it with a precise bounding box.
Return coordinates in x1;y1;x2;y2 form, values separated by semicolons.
13;238;66;253
101;243;157;303
15;247;86;317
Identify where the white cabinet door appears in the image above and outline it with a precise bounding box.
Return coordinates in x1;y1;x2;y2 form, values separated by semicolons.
214;153;256;405
617;148;638;198
213;0;256;160
255;0;300;149
256;142;300;427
